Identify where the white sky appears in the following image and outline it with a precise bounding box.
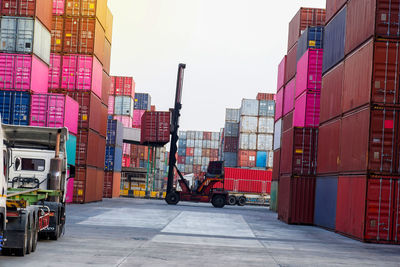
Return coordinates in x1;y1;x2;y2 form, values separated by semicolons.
108;0;326;132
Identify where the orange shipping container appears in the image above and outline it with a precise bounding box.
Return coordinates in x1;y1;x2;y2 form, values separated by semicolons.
96;169;105;201
105;7;113;43
73;166;99;203
65;0;107;29
237;150;257;168
51;16;63;53
103;38;111;75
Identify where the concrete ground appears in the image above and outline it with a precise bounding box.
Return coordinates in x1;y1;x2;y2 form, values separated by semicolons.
1;198;399;267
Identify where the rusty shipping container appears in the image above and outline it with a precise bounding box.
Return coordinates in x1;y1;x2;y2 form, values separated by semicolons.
336;175;400;244
340;105;400;175
287;7;326;51
317;118;341;175
278;175;316;224
73;166;101;203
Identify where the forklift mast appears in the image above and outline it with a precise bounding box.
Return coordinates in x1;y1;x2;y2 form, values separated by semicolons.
167;63;186;193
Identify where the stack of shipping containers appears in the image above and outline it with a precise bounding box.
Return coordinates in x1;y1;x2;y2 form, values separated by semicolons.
223;108;240;167
315;0;400;244
273;8;325;221
177;130;220;177
49;0;113;203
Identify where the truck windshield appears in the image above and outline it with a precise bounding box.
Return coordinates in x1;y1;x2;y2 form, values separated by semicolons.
19;158;45;172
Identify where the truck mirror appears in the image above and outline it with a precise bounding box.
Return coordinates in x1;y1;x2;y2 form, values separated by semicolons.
15;157;21;171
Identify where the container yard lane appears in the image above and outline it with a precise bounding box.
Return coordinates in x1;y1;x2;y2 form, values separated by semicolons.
1;198;399;266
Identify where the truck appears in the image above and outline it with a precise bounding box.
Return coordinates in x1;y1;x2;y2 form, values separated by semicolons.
0;122;68;256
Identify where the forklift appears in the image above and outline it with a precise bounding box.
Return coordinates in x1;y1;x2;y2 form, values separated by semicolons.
165;64;228;208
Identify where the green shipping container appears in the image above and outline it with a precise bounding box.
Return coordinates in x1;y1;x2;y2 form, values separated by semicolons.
270;180;278;212
66;134;77;166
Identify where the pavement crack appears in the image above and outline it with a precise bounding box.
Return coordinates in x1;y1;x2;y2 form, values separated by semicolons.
115;241;147;267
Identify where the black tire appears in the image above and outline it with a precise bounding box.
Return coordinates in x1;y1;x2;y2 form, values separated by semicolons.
237;196;246;206
15;220;28;257
1;248;13;256
165;191;180;205
212;195;226;208
49;224;59;241
26;217;33;255
227;195;237;205
31;214;38;252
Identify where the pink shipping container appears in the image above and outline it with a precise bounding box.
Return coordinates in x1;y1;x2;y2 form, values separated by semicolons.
108;95;114;114
123;143;131;155
30;93;79;134
275;88;284;121
0;54;48;93
113;115;132;128
51;54;102;98
66;177;74;203
133;110;145;128
53;0;65;15
293;91;320;128
296;49;323;98
277;55;287;90
283;78;295;116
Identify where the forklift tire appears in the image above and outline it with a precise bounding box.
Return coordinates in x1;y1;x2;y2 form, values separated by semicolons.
227;195;237;205
165;192;180;205
212;195;226;208
237;196;246;206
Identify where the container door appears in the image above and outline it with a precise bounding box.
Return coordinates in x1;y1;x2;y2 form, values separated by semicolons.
0;17;17;52
393;179;400;243
365;178;393;242
16;18;33;54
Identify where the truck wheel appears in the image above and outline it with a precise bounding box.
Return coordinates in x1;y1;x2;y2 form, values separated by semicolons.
212;195;226;208
165;192;180;205
26;217;33;254
15;219;28;257
49;224;59;241
228;195;237;205
237;196;246;206
31;214;39;252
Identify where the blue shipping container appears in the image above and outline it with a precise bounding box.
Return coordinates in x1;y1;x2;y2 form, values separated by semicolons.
224;152;237;167
256;151;267;168
297;26;324;61
0;90;30;125
314;176;338;230
106;119;124;147
259;100;275;117
105;146;123;172
178;139;187;149
178;147;186;156
322;7;346;73
66;134;77;166
134;93;151;110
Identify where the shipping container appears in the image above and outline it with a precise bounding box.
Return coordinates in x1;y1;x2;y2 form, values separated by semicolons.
0;17;51;64
283;78;295;116
107;95;114;114
0;53;48;92
105;7;113;43
134;93;151;110
132;109;145;128
106;119;123;147
259;100;275;117
226;108;240;122
256;151;267;168
278;175;316;224
30;93;79;134
224;122;239;137
287;7;326;51
113;76;135;98
240;99;259;116
114;96;133;117
296;49;323;98
314;176;338;230
65;0;108;28
1;0;53;31
103;171;121;198
275;88;284;121
277;56;286;90
101;70;110;104
141;111;171;145
0;90;30;125
258;117;274;134
336;175;400;244
66;133;77;166
272;149;281;181
323;6;346;73
51;16;63;53
273;119;282;150
239;116;258;133
270;180;278;211
326;0;347;24
340;105;400;175
256;93;274;101
285;43;298;84
113;115;132;128
297;26;324;61
319;61;343;124
280;127;318;176
104;146;122;172
237;150;257;167
76;129;105;168
257;134;273;151
73;166;100;203
223;136;238;152
53;0;65;15
317;118;341;175
282;111;293;133
238;133;257;150
103;39;111;75
293;91;320;128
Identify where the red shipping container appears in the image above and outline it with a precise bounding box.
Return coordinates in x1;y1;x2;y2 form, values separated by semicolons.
326;0;347;24
272;149;281;181
223;136;238;152
343;39;400;113
122;155;130;167
186;147;194;157
275;87;284;121
73;166;99;203
280;127;318;176
141;111;171;145
113;76;135;98
282;110;293;133
96;169;104;201
76;129;102;168
203;131;212;140
285;43;298;85
202;149;210;158
287;7;326;51
110;76;115;95
278;175;316;224
317;118;341;175
256;93;275;101
277;56;287;90
320;61;344;124
150;105;156;112
340;105;400;175
210;149;218;158
1;0;53;31
336;175;400;244
237;150;257;168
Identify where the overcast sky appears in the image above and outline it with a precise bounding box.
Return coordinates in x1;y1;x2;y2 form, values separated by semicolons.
108;0;326;132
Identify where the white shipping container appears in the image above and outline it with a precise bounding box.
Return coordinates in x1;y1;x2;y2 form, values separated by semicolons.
258;117;274;134
179;131;187;139
240;116;258;133
194;148;202;157
187;139;195;147
114;96;134;117
33;19;51;64
257;134;273;151
211;132;220;141
206;140;211;149
267;151;274;168
195;139;202;148
273;119;282;150
202;140;207;148
225;108;240;122
240;99;259;116
239;133;257;150
202;157;210;166
212;141;218;149
195;131;203;140
187;131;196;139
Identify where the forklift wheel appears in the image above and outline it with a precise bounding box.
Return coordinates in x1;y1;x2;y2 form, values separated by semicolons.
165;192;180;205
237;196;246;206
212;195;226;208
227;195;237;205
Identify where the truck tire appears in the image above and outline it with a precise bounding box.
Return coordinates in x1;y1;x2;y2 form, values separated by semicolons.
165;191;180;205
212;195;226;208
15;218;28;257
26;216;33;254
237;196;246;206
31;213;39;252
228;195;237;205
